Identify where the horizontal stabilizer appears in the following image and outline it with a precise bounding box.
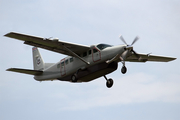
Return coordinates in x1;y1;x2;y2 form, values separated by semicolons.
6;68;43;75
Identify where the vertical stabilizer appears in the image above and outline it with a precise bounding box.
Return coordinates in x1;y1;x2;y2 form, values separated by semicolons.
32;47;44;70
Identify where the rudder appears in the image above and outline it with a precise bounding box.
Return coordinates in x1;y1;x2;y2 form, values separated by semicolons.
32;47;44;70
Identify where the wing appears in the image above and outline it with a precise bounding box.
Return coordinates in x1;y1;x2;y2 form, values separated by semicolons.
4;32;90;56
7;68;43;75
126;53;176;62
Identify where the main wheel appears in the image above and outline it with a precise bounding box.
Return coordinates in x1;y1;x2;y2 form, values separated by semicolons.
71;74;78;82
106;79;113;88
121;66;127;74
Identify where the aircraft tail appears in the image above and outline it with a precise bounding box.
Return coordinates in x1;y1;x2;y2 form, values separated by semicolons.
6;47;44;75
32;47;44;70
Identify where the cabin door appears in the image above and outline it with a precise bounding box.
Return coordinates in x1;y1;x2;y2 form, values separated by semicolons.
92;47;101;62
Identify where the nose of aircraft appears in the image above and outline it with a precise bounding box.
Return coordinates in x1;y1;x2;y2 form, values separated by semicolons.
119;35;140;60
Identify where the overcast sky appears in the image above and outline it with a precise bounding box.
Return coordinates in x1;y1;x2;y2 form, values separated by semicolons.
0;0;180;120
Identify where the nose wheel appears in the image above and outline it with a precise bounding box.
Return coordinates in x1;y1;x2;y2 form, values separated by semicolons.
121;66;127;74
120;59;127;74
104;76;113;88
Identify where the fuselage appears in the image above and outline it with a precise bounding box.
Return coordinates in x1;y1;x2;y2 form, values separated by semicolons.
5;32;176;88
34;44;126;82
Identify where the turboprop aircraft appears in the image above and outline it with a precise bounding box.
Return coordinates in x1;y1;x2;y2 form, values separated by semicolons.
5;32;176;88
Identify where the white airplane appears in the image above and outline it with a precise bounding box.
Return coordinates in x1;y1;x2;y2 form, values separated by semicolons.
5;32;176;88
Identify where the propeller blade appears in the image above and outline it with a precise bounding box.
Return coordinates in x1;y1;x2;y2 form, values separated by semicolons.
119;35;127;45
131;36;139;45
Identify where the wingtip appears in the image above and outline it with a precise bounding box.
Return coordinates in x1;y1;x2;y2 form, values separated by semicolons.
167;57;177;62
4;33;10;37
6;68;12;71
4;32;14;37
173;57;177;60
4;32;18;37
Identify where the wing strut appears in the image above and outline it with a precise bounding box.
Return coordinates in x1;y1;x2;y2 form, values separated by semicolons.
106;54;120;64
63;45;90;65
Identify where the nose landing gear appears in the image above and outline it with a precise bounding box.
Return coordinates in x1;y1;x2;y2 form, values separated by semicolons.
121;66;127;74
120;60;127;74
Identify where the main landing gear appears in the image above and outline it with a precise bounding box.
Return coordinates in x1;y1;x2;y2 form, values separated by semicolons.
71;69;81;82
71;74;78;82
104;76;113;88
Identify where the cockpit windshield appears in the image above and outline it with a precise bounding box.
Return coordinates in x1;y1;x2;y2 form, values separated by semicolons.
96;44;112;50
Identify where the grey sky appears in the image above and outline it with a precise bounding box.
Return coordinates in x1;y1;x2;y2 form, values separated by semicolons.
0;0;180;120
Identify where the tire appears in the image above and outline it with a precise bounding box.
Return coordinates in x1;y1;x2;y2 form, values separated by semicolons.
106;79;113;88
121;66;127;74
71;74;78;82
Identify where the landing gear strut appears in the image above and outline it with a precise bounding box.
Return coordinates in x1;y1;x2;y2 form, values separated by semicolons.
104;76;113;88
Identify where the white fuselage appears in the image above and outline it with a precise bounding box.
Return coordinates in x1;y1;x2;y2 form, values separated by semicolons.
34;44;126;82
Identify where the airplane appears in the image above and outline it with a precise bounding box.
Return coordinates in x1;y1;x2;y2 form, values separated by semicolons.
5;32;176;88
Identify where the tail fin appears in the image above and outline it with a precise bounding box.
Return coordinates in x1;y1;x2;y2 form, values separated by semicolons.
32;47;44;70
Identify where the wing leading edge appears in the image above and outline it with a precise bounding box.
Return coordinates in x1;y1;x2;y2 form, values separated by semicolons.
4;32;90;56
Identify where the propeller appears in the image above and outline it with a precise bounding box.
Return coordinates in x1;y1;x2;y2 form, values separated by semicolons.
119;35;140;60
131;36;139;45
120;35;139;46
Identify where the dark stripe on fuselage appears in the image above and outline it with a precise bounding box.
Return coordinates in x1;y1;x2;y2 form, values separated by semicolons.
58;62;118;82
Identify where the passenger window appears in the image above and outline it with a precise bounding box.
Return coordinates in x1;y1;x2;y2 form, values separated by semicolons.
57;63;60;68
65;59;68;65
89;50;91;55
70;57;73;62
83;52;87;57
61;62;64;67
93;49;98;53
